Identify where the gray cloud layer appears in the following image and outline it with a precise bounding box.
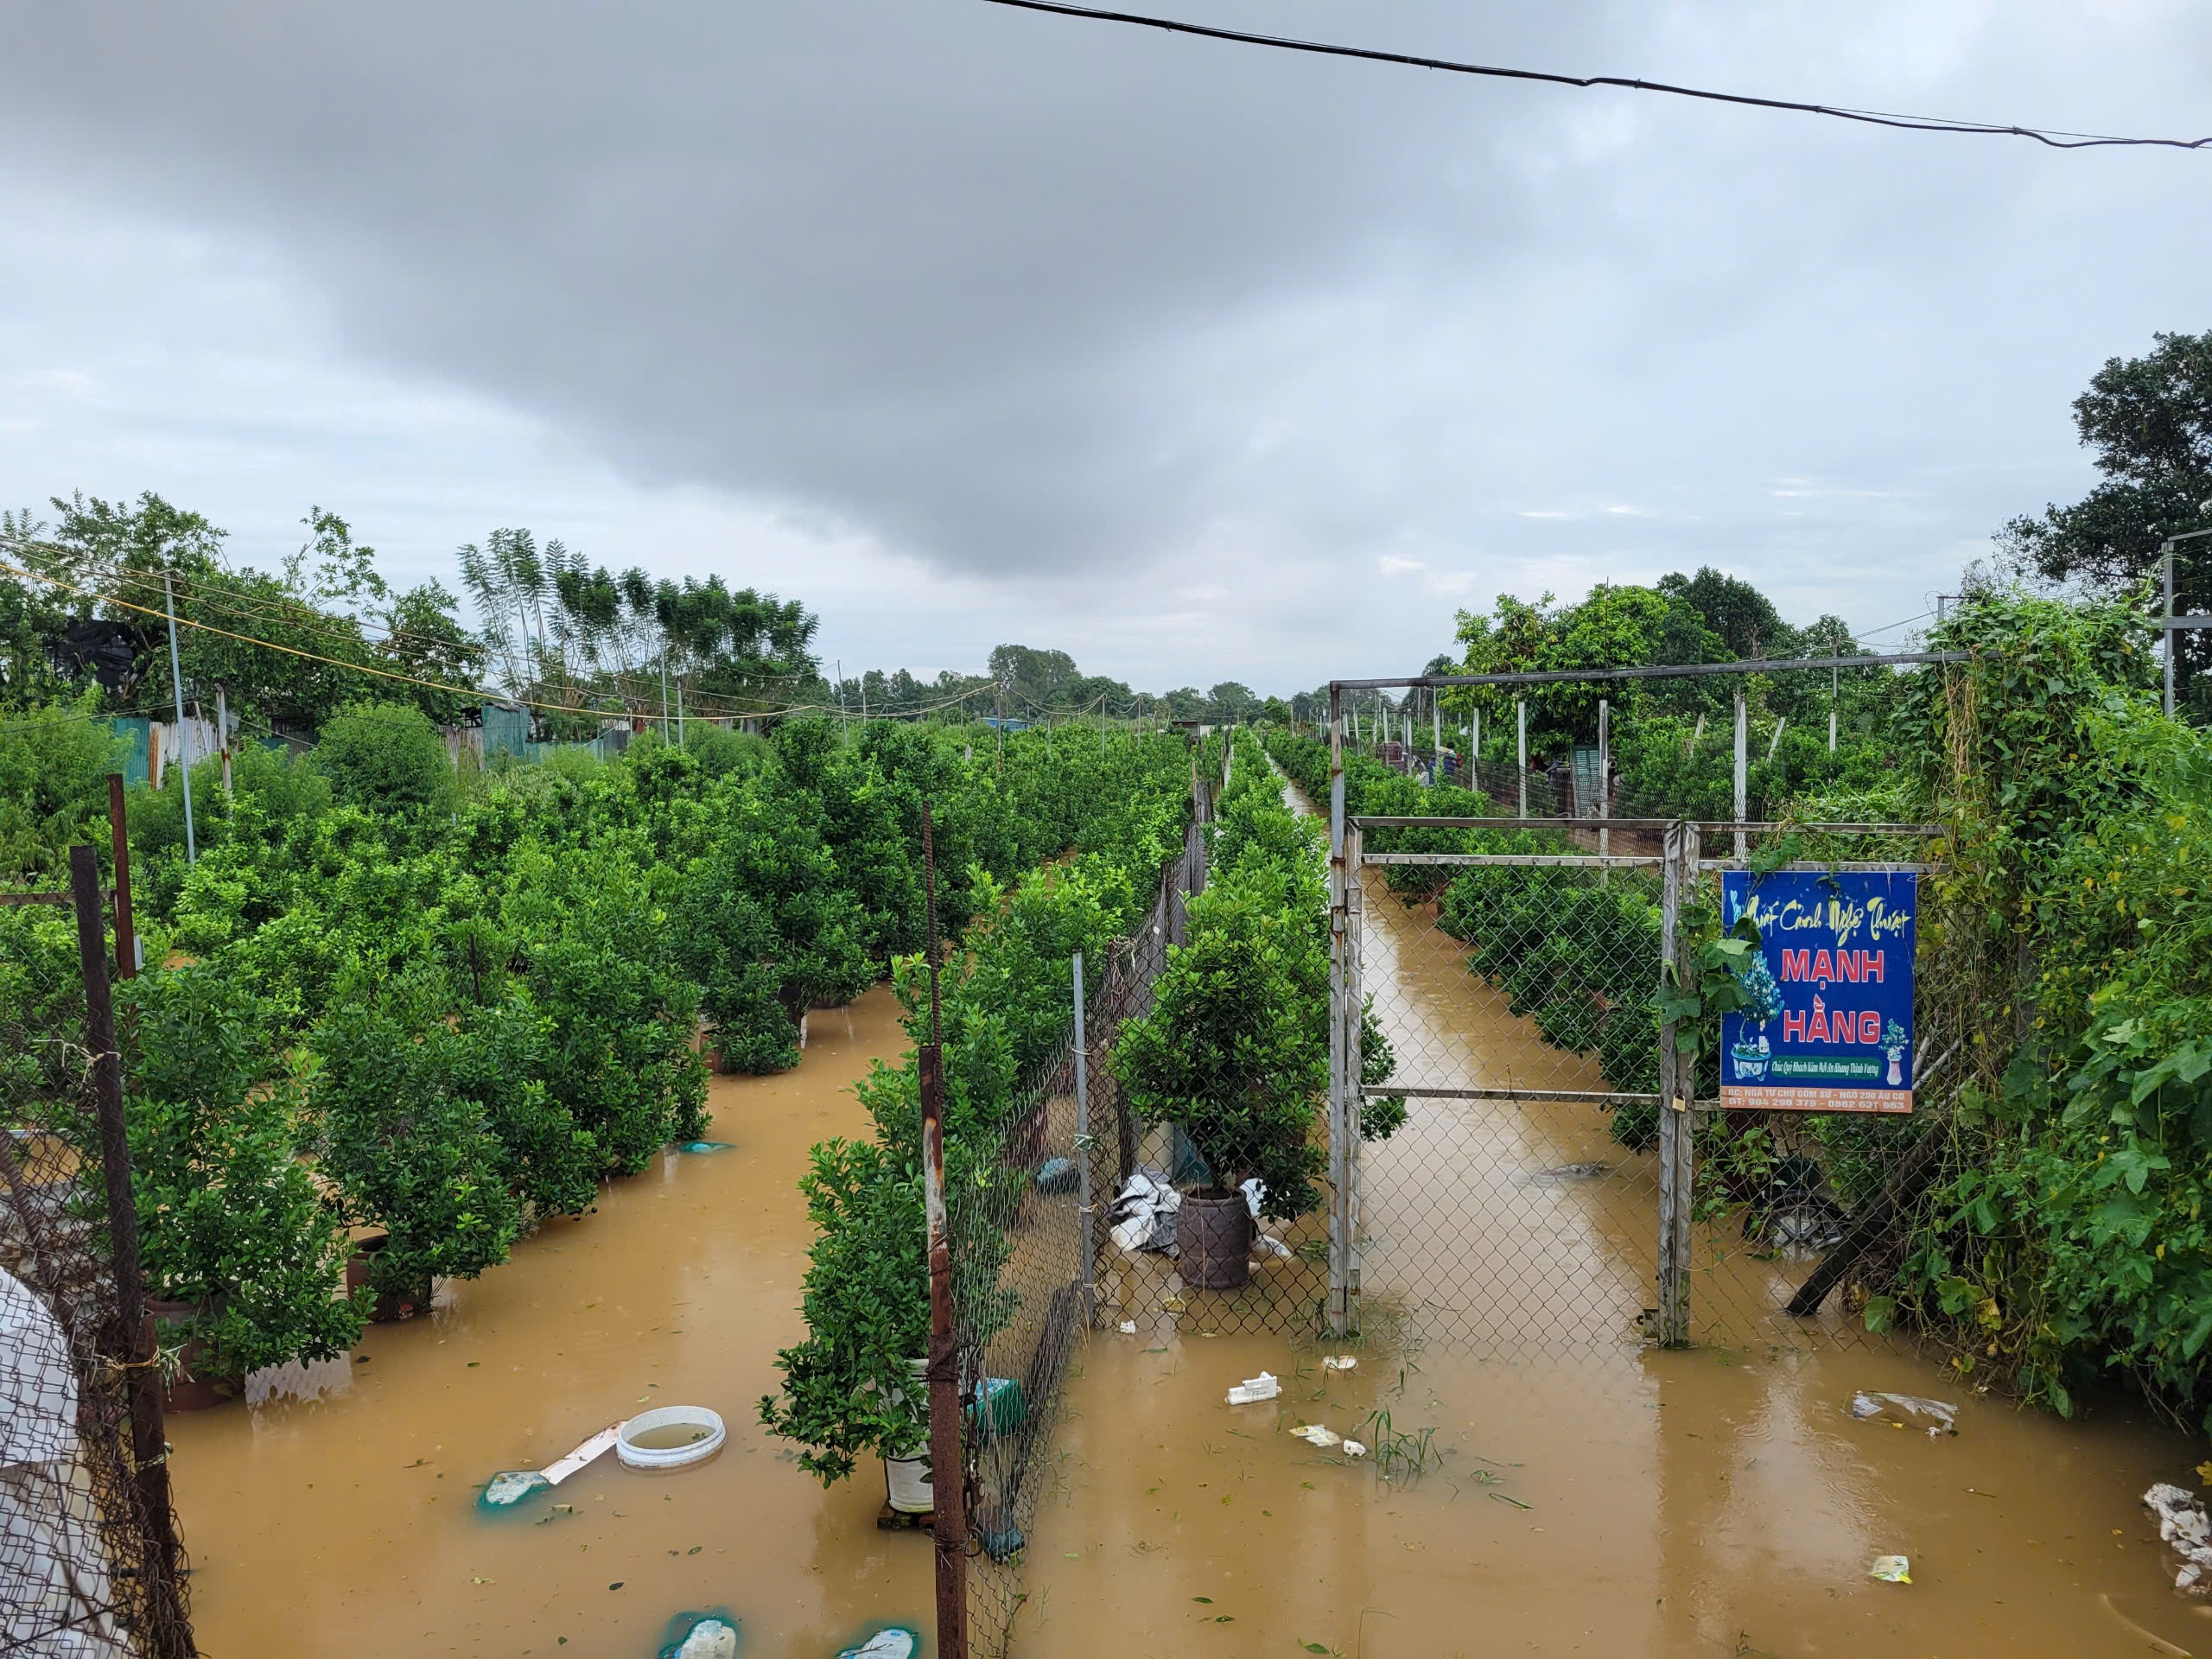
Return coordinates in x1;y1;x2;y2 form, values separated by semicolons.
3;2;2209;682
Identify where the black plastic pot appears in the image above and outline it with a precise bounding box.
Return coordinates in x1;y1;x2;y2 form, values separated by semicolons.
1176;1192;1251;1290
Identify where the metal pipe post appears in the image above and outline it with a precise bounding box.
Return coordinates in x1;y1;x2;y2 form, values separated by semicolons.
1516;699;1527;818
162;574;196;862
1597;697;1610;880
215;683;232;798
107;775;137;979
1732;691;1747;862
71;845;194;1656
2167;541;2177;717
1325;685;1350;1338
918;804;969;1659
1655;822;1696;1347
1072;951;1095;1330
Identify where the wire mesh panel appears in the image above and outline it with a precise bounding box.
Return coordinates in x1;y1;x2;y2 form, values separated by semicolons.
1341;803;1951;1359
1351;843;1667;1351
1;893;194;1659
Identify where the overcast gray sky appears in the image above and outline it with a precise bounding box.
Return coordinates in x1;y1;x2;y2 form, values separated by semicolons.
3;2;2207;694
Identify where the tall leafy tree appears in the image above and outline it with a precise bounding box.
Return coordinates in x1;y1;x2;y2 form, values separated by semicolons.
2001;328;2212;695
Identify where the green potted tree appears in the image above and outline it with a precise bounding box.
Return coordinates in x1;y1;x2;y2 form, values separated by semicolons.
1112;881;1328;1289
312;985;525;1320
757;1138;934;1508
122;965;365;1405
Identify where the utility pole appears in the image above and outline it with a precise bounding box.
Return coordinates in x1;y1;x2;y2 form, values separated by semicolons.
836;658;849;745
162;573;196;862
661;650;672;740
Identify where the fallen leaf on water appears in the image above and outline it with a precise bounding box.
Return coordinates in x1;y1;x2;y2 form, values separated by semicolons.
470;1577;495;1586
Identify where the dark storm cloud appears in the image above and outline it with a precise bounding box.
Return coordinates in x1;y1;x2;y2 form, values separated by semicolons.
2;2;2209;623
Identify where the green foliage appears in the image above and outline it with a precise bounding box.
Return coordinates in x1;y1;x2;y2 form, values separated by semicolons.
313;984;527;1307
755;1137;931;1484
311;701;458;819
0;697;127;880
122;965;365;1378
760;728;1190;1481
1999;329;2212;695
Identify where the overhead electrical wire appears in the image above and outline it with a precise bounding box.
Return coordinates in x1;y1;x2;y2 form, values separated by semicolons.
979;0;2212;151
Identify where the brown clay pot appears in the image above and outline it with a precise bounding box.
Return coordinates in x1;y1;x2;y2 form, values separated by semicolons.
145;1297;226;1412
1175;1192;1252;1291
345;1235;420;1324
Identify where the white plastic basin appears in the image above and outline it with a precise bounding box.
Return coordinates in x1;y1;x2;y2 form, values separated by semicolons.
614;1405;726;1471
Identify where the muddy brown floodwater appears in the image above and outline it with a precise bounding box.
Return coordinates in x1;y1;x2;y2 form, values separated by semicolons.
168;988;931;1659
175;815;2212;1659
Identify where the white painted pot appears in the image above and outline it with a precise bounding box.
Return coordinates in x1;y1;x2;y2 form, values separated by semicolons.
885;1453;934;1514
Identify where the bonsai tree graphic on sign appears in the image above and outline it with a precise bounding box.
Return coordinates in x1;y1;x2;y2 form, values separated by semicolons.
1730;949;1783;1081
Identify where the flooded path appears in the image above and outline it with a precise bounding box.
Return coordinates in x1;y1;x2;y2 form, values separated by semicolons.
1014;775;2212;1656
168;989;931;1658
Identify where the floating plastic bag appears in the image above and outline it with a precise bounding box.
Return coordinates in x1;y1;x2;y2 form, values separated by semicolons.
1869;1555;1911;1585
1226;1371;1281;1405
1108;1168;1180;1255
1341;1440;1368;1459
1850;1391;1958;1437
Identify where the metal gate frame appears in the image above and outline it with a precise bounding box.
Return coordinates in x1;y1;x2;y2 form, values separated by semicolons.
1322;665;1948;1347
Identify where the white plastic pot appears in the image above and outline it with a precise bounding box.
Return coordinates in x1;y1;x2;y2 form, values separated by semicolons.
614;1405;726;1471
884;1453;934;1514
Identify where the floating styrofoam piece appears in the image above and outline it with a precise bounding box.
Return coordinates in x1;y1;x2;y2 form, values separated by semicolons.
670;1618;739;1659
1225;1371;1281;1405
1290;1425;1342;1448
1341;1440;1367;1459
1117;1320;1137;1335
1322;1355;1357;1372
2145;1483;2212;1592
481;1423;624;1508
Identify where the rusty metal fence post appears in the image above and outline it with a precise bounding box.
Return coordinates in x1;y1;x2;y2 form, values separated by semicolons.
918;804;969;1659
68;843;195;1657
1326;687;1351;1338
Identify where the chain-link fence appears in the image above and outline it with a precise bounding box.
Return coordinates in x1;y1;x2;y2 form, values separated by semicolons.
1325;661;1964;1360
2;855;195;1659
951;747;1351;1657
947;853;1190;1659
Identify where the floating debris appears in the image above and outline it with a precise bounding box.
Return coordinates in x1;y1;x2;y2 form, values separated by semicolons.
2145;1483;2212;1592
1850;1391;1958;1438
1226;1371;1280;1406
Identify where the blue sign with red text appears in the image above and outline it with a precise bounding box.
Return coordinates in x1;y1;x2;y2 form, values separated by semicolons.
1718;869;1916;1114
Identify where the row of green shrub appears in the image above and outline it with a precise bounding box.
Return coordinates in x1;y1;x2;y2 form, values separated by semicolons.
760;732;1194;1481
2;702;1189;1386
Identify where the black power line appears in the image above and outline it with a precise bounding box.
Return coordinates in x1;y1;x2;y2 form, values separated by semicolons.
980;0;2212;152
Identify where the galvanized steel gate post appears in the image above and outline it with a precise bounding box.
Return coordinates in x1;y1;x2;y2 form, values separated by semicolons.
1655;819;1697;1347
